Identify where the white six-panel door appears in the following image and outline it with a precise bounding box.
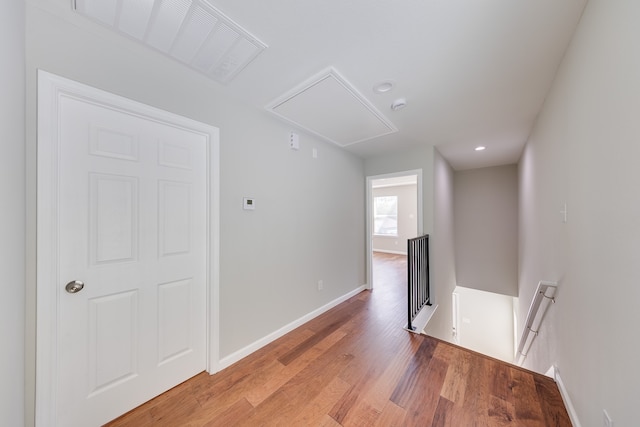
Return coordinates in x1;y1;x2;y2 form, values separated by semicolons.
36;72;219;427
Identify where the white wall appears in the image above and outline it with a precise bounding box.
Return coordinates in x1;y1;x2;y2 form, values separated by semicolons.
1;1;25;426
519;0;640;424
422;149;456;342
455;165;518;296
372;184;418;254
454;286;514;363
24;1;365;423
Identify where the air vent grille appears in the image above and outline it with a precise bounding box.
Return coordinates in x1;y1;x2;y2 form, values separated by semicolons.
74;0;267;84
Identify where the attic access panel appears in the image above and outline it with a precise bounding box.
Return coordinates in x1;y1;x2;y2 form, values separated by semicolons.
267;69;397;147
74;0;267;84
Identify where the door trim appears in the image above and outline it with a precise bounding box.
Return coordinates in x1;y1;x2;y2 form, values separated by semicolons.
35;70;220;426
365;169;423;290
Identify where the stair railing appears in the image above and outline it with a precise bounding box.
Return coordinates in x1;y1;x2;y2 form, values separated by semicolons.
407;234;430;331
516;280;557;365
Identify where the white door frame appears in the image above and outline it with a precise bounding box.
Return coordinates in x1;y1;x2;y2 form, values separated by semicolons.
365;169;423;290
35;70;220;426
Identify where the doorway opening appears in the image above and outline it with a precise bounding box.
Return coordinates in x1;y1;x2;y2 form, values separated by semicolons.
366;171;422;292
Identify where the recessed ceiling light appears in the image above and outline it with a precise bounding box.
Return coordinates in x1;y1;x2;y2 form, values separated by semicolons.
373;80;395;94
391;98;407;111
475;146;486;151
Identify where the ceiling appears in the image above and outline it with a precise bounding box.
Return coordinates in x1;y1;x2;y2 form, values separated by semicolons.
78;0;588;170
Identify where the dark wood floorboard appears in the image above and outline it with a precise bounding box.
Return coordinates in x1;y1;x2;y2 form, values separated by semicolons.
105;252;571;426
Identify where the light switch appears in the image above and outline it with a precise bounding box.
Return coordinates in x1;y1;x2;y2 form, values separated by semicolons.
290;132;299;150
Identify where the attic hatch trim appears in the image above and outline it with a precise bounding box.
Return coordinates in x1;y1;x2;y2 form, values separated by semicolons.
266;67;398;147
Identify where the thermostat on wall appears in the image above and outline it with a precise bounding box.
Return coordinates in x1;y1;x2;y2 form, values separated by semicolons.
243;197;255;210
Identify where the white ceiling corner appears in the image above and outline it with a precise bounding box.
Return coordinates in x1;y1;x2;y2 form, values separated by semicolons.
266;68;398;147
74;0;267;84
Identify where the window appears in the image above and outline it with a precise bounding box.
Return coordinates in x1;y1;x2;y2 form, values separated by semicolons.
374;196;398;236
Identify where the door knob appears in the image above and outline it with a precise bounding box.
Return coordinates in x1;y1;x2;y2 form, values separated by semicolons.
65;280;84;294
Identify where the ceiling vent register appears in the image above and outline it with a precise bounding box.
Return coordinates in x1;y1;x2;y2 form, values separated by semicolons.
74;0;267;84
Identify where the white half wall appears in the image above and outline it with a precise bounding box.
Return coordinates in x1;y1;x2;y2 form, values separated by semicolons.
453;286;514;363
1;2;25;426
519;0;640;424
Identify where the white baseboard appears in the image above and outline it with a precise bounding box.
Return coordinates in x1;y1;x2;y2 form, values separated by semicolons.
217;285;367;371
372;249;407;255
404;304;437;334
545;365;555;378
553;365;581;427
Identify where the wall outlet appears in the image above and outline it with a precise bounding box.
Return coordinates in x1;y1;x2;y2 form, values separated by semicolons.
243;197;255;210
603;410;613;427
317;280;323;291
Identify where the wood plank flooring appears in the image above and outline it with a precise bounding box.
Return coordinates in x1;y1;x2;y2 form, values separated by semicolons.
105;252;570;426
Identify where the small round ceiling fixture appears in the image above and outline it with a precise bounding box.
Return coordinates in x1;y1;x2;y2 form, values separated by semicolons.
373;80;395;94
475;146;486;151
391;98;407;111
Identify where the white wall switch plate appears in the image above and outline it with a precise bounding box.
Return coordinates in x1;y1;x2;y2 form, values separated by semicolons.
290;132;300;150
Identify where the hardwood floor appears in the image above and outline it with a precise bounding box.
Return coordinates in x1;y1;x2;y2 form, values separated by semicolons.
105;252;570;426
